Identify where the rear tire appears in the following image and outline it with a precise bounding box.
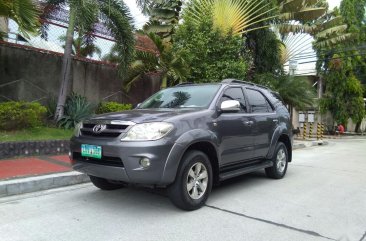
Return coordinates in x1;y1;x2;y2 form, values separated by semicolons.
265;142;288;179
168;150;213;211
89;176;125;190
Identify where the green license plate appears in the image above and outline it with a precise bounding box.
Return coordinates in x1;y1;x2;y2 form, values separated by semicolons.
81;144;102;159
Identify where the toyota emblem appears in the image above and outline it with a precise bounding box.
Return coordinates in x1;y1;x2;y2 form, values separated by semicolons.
93;124;107;133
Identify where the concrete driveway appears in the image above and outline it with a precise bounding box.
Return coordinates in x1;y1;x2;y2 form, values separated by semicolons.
0;138;365;241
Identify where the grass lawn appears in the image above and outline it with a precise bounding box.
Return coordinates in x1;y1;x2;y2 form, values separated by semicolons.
0;127;73;142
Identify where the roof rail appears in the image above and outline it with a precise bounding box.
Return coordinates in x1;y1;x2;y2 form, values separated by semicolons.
221;79;269;90
175;82;194;86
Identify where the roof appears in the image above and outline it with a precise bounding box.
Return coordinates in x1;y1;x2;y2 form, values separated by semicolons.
135;34;159;54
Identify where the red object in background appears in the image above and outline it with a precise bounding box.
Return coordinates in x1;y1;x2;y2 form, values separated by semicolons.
338;124;345;134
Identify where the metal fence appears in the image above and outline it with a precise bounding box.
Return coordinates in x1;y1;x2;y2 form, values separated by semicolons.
3;16;116;63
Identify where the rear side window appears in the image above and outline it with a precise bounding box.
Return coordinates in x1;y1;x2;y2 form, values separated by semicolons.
270;91;285;106
246;89;273;113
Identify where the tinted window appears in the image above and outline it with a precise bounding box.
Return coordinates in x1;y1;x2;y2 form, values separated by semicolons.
139;85;220;109
270;91;285;105
220;87;247;112
246;89;273;113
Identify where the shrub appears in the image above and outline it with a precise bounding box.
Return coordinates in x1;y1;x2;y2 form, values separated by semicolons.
0;101;47;130
45;95;57;120
96;101;132;114
58;93;95;129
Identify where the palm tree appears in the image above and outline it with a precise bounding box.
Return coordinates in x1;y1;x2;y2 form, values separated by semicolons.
313;12;355;49
58;34;102;58
140;0;182;43
124;33;189;91
42;0;134;121
184;0;277;35
0;0;40;38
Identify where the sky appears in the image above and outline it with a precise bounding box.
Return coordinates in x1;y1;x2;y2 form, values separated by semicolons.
125;1;148;29
328;0;342;10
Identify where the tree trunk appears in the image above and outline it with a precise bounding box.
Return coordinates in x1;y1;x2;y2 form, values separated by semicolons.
54;8;77;121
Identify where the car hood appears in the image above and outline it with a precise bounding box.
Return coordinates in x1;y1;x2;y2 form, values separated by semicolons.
90;108;207;124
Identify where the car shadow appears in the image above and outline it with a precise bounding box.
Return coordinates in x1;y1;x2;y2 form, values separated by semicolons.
72;170;270;212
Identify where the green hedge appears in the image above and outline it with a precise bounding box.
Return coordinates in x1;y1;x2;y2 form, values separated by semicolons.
96;102;132;114
0;101;47;130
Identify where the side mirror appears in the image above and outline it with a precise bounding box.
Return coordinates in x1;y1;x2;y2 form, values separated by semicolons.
220;100;240;112
135;103;141;109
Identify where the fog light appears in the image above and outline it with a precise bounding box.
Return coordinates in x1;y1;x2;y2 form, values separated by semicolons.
140;157;151;168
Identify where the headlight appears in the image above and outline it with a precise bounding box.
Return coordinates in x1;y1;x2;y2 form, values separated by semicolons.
121;122;174;141
74;122;82;137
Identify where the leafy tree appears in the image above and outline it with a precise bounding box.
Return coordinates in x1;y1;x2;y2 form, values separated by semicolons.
0;0;40;38
246;28;283;78
42;0;134;121
320;56;365;126
124;33;189;91
173;18;247;83
315;0;366;131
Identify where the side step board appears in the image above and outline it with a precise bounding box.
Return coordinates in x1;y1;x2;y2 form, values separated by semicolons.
219;161;273;181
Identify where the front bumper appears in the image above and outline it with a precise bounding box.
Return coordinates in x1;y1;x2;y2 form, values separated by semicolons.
70;136;183;186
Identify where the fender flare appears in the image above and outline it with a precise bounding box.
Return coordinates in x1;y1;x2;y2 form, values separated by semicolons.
266;124;291;160
159;129;219;185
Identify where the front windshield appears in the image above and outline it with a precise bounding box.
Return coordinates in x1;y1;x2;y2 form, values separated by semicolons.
139;85;220;109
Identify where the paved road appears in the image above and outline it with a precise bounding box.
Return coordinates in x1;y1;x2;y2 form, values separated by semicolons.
1;138;366;241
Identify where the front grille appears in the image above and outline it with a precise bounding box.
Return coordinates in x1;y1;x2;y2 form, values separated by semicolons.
73;152;124;167
80;123;129;138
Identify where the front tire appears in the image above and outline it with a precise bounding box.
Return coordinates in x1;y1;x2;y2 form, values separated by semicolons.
265;142;288;179
168;150;213;211
89;176;125;190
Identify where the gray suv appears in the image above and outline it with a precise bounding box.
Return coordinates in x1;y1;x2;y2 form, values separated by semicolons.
70;79;292;210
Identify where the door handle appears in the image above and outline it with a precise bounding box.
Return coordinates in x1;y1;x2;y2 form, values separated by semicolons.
244;121;254;126
273;119;278;123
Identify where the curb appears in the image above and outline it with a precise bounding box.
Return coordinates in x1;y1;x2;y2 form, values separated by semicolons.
0;172;90;198
293;140;329;150
293;143;306;150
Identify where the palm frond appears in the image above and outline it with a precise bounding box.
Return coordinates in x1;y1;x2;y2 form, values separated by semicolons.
320;16;343;30
280;7;326;22
72;0;98;32
275;23;317;34
149;8;177;20
144;20;174;34
0;0;41;38
314;33;356;48
99;0;135;76
185;0;277;35
315;24;347;39
135;0;153;15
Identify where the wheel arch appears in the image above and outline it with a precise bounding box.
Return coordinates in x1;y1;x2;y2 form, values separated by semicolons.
278;134;292;162
185;141;220;185
160;130;220;185
267;127;292;162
